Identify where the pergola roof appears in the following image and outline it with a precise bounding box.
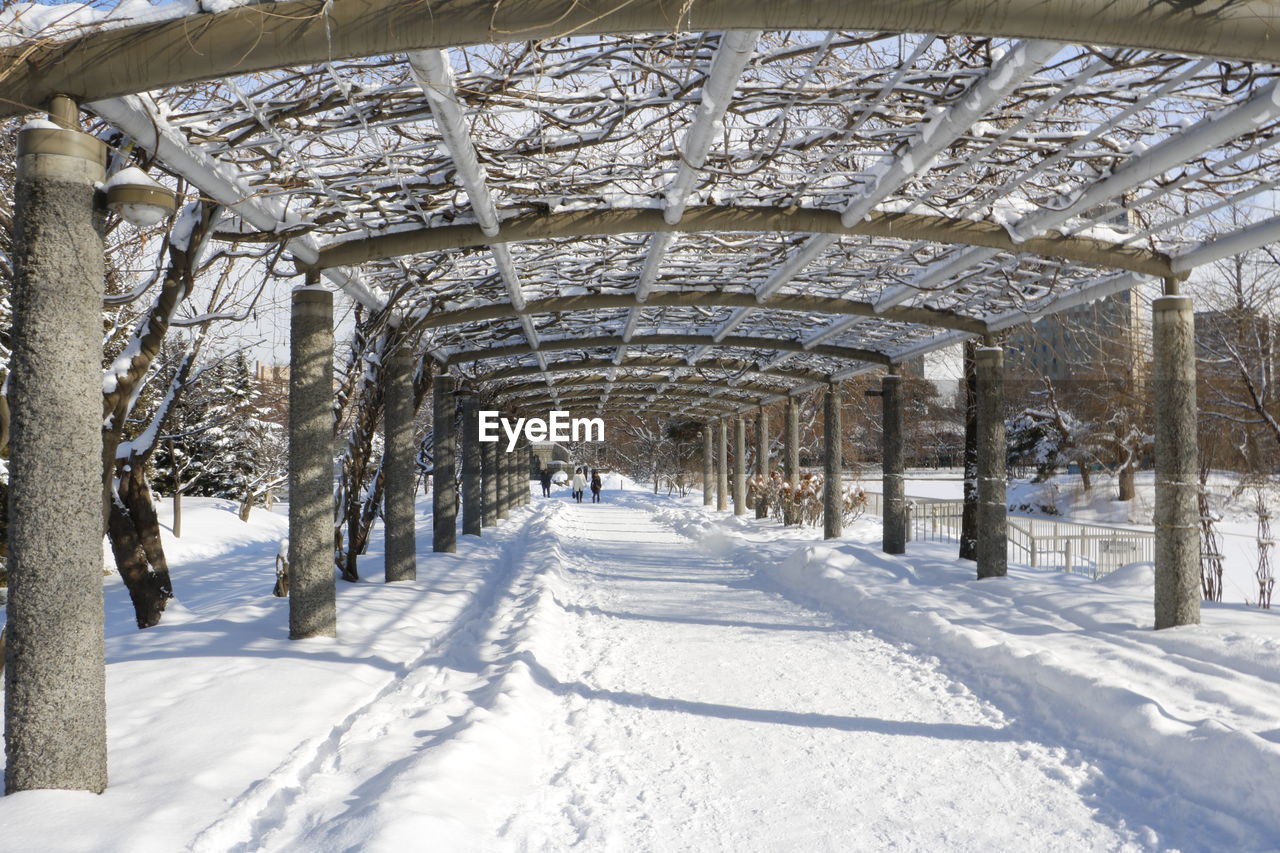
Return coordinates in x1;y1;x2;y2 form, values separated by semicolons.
7;1;1280;418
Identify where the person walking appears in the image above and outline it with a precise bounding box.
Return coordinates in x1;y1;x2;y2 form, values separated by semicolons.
590;469;602;503
571;467;587;503
539;468;552;497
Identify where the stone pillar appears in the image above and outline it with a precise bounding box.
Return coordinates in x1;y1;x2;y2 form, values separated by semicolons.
506;420;520;511
755;409;770;519
824;385;843;540
516;441;528;506
460;396;483;537
882;371;907;554
383;349;417;581
784;396;800;526
481;425;498;527
716;419;729;511
525;444;533;503
733;417;747;516
524;443;533;504
288;288;337;641
432;375;457;553
496;421;511;520
702;423;714;506
1153;293;1201;629
5;111;108;794
975;346;1007;578
505;429;518;510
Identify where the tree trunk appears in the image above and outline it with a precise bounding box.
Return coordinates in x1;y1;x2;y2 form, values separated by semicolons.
107;459;174;629
99;202;221;628
239;489;254;522
334;320;418;582
273;553;289;597
344;465;385;580
1118;457;1136;502
960;340;979;561
172;488;182;538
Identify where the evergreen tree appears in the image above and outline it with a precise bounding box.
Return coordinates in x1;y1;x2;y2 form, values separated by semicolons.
154;352;285;517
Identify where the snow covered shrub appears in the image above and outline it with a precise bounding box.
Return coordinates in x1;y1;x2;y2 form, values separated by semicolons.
748;472;786;519
779;472;824;527
773;473;865;529
842;486;868;523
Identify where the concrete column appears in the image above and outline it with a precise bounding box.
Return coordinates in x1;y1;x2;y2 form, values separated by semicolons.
733;417;747;516
5;114;108;793
882;372;907;554
498;422;509;515
288;288;338;640
506;418;520;511
702;423;714;506
824;385;843;540
756;409;770;520
383;350;416;581
432;375;457;553
460;396;483;537
524;443;533;504
975;346;1007;578
1153;293;1201;629
716;420;729;511
784;396;800;526
524;444;533;504
505;428;518;510
481;425;498;527
516;442;528;506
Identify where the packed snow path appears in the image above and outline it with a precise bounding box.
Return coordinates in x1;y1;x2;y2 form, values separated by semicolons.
199;495;1146;851
500;501;1140;850
8;491;1280;851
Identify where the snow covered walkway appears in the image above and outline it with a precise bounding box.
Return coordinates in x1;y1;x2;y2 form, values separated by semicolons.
494;501;1143;851
4;487;1280;851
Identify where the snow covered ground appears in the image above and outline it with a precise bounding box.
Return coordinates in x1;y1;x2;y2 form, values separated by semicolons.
854;467;1278;606
3;483;1280;851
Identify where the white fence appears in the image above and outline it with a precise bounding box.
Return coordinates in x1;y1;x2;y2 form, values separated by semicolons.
859;490;1153;579
1006;517;1154;578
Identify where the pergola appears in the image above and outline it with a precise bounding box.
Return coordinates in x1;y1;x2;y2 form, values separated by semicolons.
5;0;1280;794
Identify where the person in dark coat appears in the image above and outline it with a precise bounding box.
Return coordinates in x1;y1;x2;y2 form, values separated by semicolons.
539;468;552;497
590;469;602;503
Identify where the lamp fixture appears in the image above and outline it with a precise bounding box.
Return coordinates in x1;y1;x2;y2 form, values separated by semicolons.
103;166;177;228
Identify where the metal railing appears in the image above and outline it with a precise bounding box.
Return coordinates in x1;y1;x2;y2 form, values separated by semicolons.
858;489;1154;579
1006;516;1154;579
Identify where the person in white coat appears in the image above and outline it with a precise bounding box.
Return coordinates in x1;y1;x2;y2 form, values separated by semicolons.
571;467;588;503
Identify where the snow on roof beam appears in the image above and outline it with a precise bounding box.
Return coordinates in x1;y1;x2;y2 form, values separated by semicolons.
88;95;385;311
501;376;793;402
1171;213;1280;274
514;388;756;408
316;207;1173;279
620;29;760;364
11;0;1280;123
474;355;827;386
875;65;1280;312
751;39;1059;306
713;40;1059;352
408;47;541;371
446;334;891;367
